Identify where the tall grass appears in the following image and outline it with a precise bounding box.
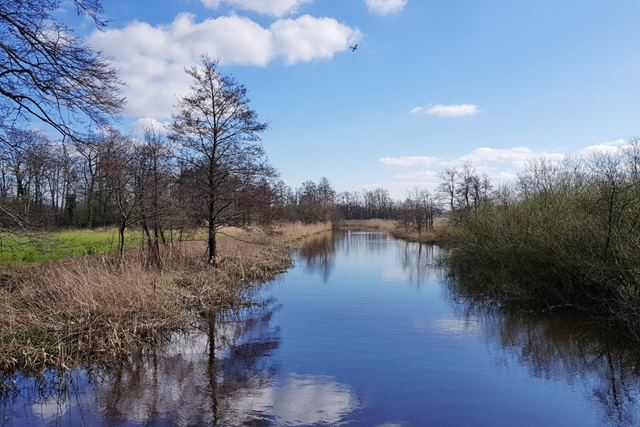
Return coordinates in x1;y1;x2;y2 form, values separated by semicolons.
442;147;640;338
0;222;331;370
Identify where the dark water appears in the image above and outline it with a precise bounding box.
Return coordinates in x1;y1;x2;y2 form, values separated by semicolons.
3;230;640;426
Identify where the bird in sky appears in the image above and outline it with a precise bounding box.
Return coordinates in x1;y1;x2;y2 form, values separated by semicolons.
350;44;358;52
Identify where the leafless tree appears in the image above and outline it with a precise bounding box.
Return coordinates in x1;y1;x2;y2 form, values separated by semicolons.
438;168;459;213
133;125;175;266
0;0;125;141
169;55;274;265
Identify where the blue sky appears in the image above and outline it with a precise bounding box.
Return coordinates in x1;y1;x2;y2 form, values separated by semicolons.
59;0;640;198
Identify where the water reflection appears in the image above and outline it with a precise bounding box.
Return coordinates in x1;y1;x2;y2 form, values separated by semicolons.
297;230;336;282
391;241;439;285
3;231;640;426
236;373;358;426
298;230;438;286
0;295;360;426
447;279;640;427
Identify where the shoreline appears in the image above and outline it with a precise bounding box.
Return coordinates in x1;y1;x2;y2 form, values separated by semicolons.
0;222;331;372
337;219;449;244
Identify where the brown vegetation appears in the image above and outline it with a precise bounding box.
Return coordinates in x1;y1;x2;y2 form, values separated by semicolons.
0;222;330;371
339;219;449;244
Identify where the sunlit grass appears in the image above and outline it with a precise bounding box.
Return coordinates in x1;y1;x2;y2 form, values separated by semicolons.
0;230;213;267
0;231;128;267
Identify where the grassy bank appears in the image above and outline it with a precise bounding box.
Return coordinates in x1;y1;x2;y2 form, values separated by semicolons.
0;230;131;267
0;222;331;371
339;219;449;244
0;229;213;267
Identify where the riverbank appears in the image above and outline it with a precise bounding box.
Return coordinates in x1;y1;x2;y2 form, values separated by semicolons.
0;222;331;371
338;219;449;244
440;195;640;340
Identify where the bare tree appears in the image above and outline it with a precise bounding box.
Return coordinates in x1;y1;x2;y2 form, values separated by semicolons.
0;0;125;141
133;125;175;267
169;55;273;265
438;168;459;213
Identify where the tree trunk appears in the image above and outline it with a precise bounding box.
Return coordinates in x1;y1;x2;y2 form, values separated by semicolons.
119;222;126;259
208;200;217;266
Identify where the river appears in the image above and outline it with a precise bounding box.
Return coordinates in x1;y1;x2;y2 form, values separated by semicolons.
2;230;640;426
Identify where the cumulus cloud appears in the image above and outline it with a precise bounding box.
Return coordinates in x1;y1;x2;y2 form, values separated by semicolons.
579;139;626;156
380;156;441;167
365;0;408;15
272;15;362;65
411;104;480;117
454;147;565;168
129;117;169;135
373;145;567;197
200;0;311;17
89;13;362;119
371;138;630;199
394;170;440;180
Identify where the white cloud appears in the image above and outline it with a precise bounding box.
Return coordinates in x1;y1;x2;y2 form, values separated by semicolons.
411;104;480;117
89;13;362;119
371;138;631;199
394;170;440;180
365;0;408;15
129;117;169;135
272;15;362;65
579;138;626;156
453;147;565;168
380;156;441;167
373;146;567;197
200;0;311;17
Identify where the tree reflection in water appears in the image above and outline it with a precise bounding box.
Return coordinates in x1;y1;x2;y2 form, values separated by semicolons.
446;277;640;427
0;294;359;427
297;230;337;281
5;232;640;426
395;241;439;286
0;299;283;426
297;230;438;286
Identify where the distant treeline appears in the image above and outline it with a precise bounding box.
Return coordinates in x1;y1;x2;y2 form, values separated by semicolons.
0;127;488;235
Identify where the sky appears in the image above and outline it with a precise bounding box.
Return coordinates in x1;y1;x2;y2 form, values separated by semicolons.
56;0;640;199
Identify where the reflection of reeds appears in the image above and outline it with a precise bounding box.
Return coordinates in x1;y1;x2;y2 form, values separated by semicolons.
298;231;336;281
0;222;330;371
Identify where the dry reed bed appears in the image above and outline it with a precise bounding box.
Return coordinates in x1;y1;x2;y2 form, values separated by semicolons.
0;222;330;371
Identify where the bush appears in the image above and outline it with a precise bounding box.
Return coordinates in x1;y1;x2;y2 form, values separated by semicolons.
441;144;640;338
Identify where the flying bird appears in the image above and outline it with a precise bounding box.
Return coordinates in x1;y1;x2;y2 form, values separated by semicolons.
350;44;358;52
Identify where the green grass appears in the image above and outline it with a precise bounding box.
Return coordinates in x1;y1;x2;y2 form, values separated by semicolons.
0;230;214;267
0;230;138;267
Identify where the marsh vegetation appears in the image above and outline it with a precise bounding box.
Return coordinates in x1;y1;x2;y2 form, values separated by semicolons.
0;222;330;371
441;140;640;338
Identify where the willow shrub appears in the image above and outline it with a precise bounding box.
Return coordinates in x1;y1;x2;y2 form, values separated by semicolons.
443;180;640;337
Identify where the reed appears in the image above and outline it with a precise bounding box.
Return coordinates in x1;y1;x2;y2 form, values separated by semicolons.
0;222;331;371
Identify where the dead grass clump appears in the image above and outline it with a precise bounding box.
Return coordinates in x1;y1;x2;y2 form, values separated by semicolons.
0;222;331;371
339;219;396;231
389;221;450;244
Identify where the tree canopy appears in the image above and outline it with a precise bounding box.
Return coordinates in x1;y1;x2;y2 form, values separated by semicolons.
0;0;125;141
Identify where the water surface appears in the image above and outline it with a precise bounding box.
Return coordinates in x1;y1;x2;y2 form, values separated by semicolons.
2;230;640;426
